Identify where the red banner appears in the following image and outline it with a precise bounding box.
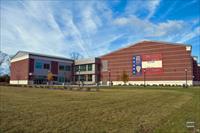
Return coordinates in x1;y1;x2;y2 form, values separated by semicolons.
142;54;162;61
142;54;163;75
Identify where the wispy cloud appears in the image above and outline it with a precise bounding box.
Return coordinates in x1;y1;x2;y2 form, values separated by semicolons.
174;0;198;13
177;26;200;43
113;16;187;39
125;0;161;19
146;0;161;19
0;0;199;61
159;0;178;20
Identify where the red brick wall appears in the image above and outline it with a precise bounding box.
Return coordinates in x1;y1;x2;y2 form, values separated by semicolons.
51;61;58;74
10;59;29;80
100;41;193;82
193;59;200;81
198;66;200;81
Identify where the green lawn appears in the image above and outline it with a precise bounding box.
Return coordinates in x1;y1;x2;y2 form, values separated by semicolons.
0;86;199;133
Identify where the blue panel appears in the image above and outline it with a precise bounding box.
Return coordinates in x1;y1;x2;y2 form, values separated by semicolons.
35;62;43;69
132;55;142;76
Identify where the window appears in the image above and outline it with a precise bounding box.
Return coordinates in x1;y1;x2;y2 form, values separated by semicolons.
43;64;50;69
88;74;92;81
58;77;65;82
80;75;86;81
59;65;65;71
80;65;86;71
75;75;78;81
75;66;79;72
65;65;71;71
35;62;42;69
75;75;85;81
88;64;92;71
65;78;70;82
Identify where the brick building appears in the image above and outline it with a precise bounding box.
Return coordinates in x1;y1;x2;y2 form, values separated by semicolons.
10;41;200;85
100;41;200;86
10;51;74;84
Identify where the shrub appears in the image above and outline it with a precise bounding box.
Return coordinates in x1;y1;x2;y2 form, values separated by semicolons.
159;84;164;87
0;74;10;83
86;87;91;91
64;86;68;89
121;71;129;85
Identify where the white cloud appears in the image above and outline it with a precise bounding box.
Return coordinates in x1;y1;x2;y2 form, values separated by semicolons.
80;6;102;33
151;20;185;37
113;17;129;25
0;0;199;62
125;0;161;19
146;0;161;19
177;26;200;43
113;16;186;40
1;0;120;59
1;1;101;58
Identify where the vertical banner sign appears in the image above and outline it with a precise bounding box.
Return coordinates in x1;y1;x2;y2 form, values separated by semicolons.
132;55;142;76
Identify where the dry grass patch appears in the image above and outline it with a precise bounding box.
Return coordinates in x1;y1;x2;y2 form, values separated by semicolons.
0;86;197;133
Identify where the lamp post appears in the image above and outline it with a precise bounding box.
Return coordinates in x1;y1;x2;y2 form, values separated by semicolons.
185;68;188;88
64;72;67;86
108;70;111;86
29;73;33;85
78;69;81;88
144;69;146;87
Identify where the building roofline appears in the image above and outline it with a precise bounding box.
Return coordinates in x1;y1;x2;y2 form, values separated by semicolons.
13;51;74;62
99;40;191;58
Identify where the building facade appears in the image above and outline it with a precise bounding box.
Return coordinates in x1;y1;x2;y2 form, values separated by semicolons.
74;58;100;85
10;41;200;85
100;41;200;86
10;51;74;85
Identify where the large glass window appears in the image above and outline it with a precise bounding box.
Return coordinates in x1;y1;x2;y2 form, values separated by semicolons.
65;65;71;71
80;75;86;81
59;65;65;71
58;77;65;82
75;66;79;72
43;64;50;69
88;74;92;81
80;65;86;71
75;75;85;81
88;64;92;71
35;62;42;69
75;75;78;81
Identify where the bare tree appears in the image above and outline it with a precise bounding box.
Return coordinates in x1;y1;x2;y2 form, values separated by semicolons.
69;52;83;60
0;51;11;76
0;51;8;66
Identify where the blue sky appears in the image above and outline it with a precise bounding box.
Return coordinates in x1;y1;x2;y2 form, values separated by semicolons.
0;0;200;62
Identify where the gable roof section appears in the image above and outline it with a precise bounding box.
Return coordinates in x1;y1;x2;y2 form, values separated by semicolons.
100;40;191;57
11;51;74;62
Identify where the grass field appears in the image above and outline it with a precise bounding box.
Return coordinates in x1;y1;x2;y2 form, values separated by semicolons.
0;86;199;133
